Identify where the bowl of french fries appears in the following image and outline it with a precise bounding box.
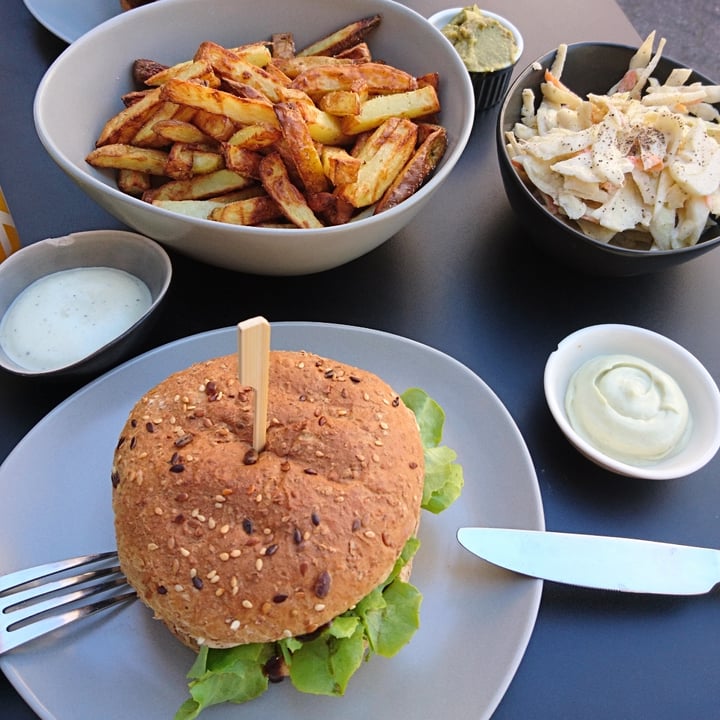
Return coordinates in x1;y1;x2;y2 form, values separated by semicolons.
497;37;720;276
33;0;475;276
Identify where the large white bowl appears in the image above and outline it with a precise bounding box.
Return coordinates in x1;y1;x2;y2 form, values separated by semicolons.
33;0;474;276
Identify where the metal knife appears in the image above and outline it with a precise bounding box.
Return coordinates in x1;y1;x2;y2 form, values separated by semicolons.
457;527;720;595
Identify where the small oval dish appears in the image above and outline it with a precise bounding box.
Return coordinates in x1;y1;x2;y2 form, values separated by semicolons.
0;230;171;379
544;324;720;479
428;6;523;111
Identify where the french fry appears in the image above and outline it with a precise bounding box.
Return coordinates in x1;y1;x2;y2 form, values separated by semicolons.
132;101;183;148
191;109;238;142
271;32;296;60
321;145;362;185
210;194;282;225
274;102;329;194
296;15;381;57
335;117;418;207
340;84;441;134
152;119;215;145
143;168;255;202
160;79;278;128
335;42;372;62
292;63;417;99
152;199;228;219
132;59;169;86
117;168;151;196
222;144;263;178
144;59;220;88
86;143;169;174
195;41;289;102
259;152;323;228
96;88;163;146
165;143;224;180
307;191;355;225
271;55;355;80
318;86;366;116
226;123;283;150
374;124;448;214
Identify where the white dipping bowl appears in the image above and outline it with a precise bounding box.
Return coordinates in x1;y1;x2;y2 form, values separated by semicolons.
544;324;720;479
0;230;171;379
33;0;474;276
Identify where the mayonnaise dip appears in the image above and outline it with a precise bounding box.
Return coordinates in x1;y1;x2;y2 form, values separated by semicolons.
0;266;152;372
565;354;691;465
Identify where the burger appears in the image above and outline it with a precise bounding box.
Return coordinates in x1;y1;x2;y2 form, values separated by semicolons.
111;350;462;718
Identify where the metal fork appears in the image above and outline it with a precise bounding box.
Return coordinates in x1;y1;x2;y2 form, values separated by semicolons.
1;551;136;654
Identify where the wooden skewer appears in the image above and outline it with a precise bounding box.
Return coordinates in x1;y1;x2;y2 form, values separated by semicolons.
237;316;271;452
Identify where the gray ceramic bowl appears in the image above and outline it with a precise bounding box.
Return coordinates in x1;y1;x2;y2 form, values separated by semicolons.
33;0;474;276
0;230;171;378
497;42;720;276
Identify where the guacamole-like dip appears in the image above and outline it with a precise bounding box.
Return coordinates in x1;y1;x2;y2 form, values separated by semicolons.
441;5;518;72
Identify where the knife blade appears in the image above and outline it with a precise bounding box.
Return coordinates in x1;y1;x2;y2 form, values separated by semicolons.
457;527;720;595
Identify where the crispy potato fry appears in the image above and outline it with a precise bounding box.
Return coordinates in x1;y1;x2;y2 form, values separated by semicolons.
336;117;418;207
259;152;323;227
374;125;448;214
307;191;355;225
160;79;278;127
210;194;282;225
91;15;449;228
271;32;296;60
222;144;262;178
321;145;362;185
274;102;329;194
271;55;355;79
96;88;163;146
152;119;214;145
292;63;416;99
195;41;289;102
144;59;220;88
341;85;441;134
144;168;255;202
226;123;283;150
86;143;169;174
117;168;151;196
296;15;381;57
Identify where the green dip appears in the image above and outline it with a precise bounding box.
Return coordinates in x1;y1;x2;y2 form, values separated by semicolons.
441;5;518;72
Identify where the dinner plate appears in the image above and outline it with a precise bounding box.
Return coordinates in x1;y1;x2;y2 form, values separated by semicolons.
0;322;544;720
23;0;120;43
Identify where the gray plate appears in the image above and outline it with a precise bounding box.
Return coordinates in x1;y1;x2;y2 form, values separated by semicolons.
0;322;544;720
23;0;118;43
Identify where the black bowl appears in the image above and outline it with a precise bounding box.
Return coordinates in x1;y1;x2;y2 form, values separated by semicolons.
497;42;720;276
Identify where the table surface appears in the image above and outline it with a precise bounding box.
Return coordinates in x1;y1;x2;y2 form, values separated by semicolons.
2;1;720;718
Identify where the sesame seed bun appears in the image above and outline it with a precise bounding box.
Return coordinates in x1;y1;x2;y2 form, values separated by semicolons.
111;350;425;649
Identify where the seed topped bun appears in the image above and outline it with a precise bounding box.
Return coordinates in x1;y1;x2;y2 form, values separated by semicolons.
112;350;425;649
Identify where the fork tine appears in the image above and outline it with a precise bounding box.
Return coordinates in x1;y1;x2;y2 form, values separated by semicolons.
1;582;136;654
0;552;136;655
0;551;119;594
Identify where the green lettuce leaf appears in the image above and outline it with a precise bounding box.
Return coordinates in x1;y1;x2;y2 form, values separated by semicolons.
175;388;461;717
401;388;464;513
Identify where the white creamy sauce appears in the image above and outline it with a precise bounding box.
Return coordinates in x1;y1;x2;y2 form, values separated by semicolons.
0;266;152;371
565;353;691;465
